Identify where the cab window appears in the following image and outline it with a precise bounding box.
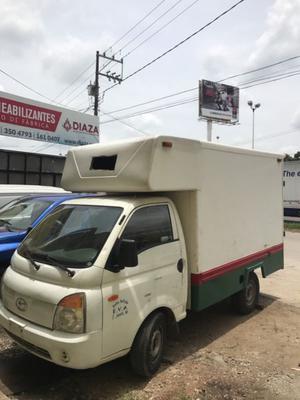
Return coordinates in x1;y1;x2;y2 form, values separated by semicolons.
121;205;173;254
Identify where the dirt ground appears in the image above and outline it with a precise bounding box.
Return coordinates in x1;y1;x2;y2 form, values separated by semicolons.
0;232;299;400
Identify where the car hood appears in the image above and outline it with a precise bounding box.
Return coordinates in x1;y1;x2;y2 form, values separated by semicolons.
0;230;25;244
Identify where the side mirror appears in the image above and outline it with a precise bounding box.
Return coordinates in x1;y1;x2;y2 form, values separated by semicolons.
117;239;138;268
106;239;138;272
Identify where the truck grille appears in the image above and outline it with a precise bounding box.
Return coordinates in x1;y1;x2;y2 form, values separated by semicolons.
5;330;51;360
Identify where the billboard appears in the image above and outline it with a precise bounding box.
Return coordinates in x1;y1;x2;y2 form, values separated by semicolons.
199;80;239;123
283;160;300;202
0;91;99;146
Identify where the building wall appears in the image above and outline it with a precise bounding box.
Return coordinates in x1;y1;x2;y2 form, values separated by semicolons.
0;149;65;187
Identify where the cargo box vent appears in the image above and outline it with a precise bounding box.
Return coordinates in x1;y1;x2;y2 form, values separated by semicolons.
90;155;117;171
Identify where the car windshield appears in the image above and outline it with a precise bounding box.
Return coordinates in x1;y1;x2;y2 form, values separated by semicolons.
0;198;52;231
0;195;23;209
18;204;123;268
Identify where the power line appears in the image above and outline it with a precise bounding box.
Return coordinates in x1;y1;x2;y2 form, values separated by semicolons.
63;85;89;106
101;0;247;98
102;54;300;118
124;0;202;58
98;0;200;93
0;66;60;105
53;62;94;101
52;0;169;104
91;0;188;100
110;0;168;50
100;96;196;123
242;70;300;89
235;129;299;146
119;0;185;53
107;87;197;115
100;67;300;124
123;0;246;82
218;55;300;83
59;73;93;104
101;108;151;137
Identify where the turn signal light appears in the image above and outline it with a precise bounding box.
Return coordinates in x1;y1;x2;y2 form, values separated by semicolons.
53;293;86;334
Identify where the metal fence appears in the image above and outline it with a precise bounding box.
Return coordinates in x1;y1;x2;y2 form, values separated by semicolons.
0;150;65;187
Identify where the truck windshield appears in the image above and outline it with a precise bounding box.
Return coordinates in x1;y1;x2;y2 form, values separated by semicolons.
0;198;52;232
18;204;123;268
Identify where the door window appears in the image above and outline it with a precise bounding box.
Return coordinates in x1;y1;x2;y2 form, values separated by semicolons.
121;205;173;254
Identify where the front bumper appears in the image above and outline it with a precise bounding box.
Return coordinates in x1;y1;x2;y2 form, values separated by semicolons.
0;300;102;369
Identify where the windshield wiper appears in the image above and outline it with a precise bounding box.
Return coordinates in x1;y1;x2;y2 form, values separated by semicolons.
22;246;40;271
0;218;13;231
34;253;75;278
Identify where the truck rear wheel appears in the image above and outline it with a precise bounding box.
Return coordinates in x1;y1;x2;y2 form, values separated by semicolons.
130;312;166;377
232;271;260;315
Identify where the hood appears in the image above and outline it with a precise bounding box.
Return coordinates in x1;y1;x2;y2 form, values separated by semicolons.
0;230;26;244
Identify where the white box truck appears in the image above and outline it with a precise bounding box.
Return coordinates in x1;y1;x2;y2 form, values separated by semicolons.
0;136;284;376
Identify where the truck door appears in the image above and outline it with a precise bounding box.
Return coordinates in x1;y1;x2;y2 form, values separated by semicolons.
101;203;186;359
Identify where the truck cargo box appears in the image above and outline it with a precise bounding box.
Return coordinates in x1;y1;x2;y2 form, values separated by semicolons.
62;136;284;309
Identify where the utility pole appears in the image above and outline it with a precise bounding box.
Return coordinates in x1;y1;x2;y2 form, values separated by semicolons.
88;50;123;117
94;50;100;116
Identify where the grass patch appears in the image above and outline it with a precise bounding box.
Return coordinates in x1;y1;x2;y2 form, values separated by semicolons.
284;222;300;231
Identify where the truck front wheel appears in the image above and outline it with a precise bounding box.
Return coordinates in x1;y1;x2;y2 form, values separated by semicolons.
232;271;260;315
130;312;166;377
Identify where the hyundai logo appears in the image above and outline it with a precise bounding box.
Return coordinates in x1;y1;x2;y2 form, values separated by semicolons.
16;297;28;312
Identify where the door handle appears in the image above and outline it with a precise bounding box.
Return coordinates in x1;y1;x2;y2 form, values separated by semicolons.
177;258;184;273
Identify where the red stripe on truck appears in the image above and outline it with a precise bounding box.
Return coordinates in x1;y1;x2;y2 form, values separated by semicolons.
191;243;283;285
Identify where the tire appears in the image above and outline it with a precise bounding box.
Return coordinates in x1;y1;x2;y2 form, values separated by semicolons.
232;271;260;315
130;312;166;377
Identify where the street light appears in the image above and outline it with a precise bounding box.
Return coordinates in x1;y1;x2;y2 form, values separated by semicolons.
248;100;261;149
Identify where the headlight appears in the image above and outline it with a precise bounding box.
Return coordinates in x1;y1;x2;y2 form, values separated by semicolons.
53;293;86;334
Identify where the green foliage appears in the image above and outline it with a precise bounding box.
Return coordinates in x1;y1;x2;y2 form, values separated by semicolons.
284;152;300;161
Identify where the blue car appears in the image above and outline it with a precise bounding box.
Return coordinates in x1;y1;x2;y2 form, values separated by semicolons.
0;193;94;269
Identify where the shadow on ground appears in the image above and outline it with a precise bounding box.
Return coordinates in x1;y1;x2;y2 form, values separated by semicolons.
0;294;276;400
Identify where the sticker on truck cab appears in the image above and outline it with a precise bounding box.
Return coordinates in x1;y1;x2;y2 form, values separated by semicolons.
112;298;129;319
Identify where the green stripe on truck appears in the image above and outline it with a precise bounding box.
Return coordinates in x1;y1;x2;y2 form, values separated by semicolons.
191;244;283;311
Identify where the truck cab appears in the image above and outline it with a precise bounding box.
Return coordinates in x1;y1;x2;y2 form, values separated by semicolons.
0;195;188;376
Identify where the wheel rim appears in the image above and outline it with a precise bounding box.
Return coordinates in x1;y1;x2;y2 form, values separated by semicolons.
150;329;162;361
245;280;256;306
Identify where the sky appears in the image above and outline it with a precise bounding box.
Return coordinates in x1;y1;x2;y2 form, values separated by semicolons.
0;0;300;156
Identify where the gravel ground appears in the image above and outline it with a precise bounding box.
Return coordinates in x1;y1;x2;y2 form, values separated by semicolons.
0;232;299;400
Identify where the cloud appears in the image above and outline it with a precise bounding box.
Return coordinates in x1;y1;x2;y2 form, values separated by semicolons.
201;45;238;80
100;113;163;143
0;0;44;57
249;0;300;67
131;114;162;130
42;34;114;87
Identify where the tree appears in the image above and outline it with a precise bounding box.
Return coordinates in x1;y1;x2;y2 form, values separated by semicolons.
284;154;294;161
284;152;300;161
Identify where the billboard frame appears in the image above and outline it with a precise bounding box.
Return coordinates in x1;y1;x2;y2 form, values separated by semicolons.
198;80;239;125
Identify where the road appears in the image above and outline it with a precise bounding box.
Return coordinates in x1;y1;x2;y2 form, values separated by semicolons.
0;232;299;400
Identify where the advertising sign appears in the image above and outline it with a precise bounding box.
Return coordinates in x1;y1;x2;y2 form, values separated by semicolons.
199;80;239;123
283;160;300;202
0;91;99;146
